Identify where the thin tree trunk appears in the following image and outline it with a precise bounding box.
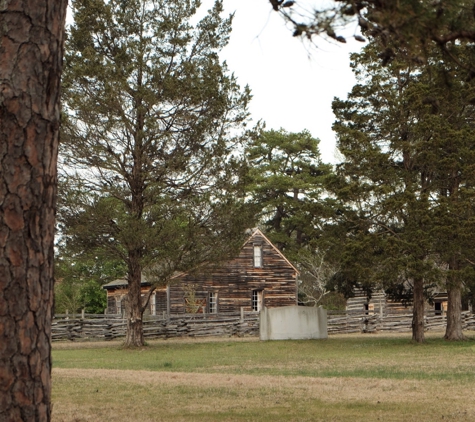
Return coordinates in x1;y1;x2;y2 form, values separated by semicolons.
124;251;145;347
0;1;67;420
444;180;464;340
445;276;464;341
412;276;425;343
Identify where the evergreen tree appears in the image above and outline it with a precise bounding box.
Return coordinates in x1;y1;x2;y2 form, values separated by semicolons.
424;50;475;339
246;129;333;258
332;43;475;342
61;0;254;346
245;129;340;304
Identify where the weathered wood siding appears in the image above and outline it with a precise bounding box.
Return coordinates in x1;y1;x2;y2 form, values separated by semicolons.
346;289;386;315
167;231;298;314
347;287;449;316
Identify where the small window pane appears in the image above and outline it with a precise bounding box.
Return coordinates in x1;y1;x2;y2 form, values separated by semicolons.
209;292;218;314
254;245;262;267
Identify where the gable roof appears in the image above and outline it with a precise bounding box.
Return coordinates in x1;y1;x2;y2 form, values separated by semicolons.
248;228;299;274
170;227;299;280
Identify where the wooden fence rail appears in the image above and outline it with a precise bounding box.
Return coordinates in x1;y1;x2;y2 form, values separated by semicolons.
327;311;475;334
51;310;475;341
52;312;259;341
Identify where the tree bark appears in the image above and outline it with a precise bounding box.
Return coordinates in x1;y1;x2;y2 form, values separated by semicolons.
445;274;464;341
0;1;67;420
124;251;145;347
412;276;425;343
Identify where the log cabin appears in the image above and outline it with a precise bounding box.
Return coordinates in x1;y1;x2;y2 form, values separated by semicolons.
346;286;449;316
103;228;298;315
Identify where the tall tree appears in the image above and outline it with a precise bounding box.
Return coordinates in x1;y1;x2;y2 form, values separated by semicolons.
246;129;332;257
332;43;475;342
61;0;254;346
0;1;67;420
245;129;339;306
425;51;475;339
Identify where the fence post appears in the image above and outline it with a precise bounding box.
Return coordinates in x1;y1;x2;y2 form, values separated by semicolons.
240;307;244;322
81;309;85;320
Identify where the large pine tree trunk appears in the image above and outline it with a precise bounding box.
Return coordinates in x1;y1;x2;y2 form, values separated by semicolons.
445;271;464;341
0;1;67;420
412;276;425;343
124;252;145;347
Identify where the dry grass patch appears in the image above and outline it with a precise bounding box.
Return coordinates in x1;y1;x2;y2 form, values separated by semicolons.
52;368;475;422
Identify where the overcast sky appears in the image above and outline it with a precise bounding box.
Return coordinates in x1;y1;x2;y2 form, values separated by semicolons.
216;0;363;163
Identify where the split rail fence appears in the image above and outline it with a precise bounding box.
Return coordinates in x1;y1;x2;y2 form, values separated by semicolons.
52;311;259;341
327;310;475;334
51;310;475;341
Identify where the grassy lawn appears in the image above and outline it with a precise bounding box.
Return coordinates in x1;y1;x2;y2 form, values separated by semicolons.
52;332;475;421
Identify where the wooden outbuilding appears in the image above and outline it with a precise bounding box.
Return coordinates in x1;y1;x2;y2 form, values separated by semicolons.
346;286;449;316
103;228;298;315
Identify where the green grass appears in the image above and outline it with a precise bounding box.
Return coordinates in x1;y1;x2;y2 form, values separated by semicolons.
52;333;475;381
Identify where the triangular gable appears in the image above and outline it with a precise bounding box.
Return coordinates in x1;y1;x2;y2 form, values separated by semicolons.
170;228;299;280
247;228;299;274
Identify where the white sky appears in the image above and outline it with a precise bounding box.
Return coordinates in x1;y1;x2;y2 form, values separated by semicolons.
216;0;363;163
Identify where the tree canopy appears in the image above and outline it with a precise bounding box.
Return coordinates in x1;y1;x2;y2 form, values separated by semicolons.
246;129;333;256
270;0;475;75
61;0;255;346
332;41;475;341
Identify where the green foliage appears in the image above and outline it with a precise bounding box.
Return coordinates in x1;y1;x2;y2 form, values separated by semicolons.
54;279;107;314
245;128;343;306
55;254;125;314
245;129;333;257
60;0;256;332
54;279;83;315
245;129;344;305
80;279;108;314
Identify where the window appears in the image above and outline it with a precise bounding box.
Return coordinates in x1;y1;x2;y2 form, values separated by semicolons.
364;303;374;316
253;245;262;267
107;296;116;314
119;297;126;316
252;290;263;312
150;292;156;315
208;292;218;314
155;289;168;316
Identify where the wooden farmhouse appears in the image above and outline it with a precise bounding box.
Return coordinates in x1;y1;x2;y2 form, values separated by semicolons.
103;228;299;316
